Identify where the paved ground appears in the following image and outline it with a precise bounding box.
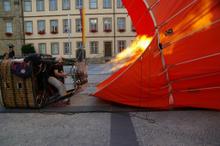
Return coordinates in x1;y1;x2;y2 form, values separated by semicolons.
0;111;220;146
0;64;220;146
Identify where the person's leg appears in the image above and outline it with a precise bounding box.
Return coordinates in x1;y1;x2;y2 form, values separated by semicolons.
48;76;66;96
81;61;88;83
77;62;83;73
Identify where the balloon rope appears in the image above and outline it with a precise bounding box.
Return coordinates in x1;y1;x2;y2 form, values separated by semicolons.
158;0;198;28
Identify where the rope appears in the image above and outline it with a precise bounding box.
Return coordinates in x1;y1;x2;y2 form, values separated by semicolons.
170;71;220;84
166;18;220;47
144;0;174;106
147;0;160;10
171;51;220;68
174;86;220;93
158;0;198;28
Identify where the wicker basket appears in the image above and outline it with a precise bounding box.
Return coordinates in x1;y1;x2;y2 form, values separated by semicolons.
0;61;44;108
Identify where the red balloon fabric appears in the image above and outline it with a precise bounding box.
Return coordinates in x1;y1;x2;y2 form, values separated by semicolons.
93;0;220;110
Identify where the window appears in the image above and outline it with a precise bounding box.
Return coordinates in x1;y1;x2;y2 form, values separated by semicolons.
37;20;45;34
5;22;13;36
25;21;33;34
117;17;126;32
3;0;11;12
103;0;111;9
89;18;98;32
118;40;126;52
24;0;32;12
51;43;59;55
90;41;98;54
89;0;97;9
103;18;112;32
75;18;82;32
64;42;72;55
38;43;46;54
6;22;13;33
76;41;83;49
49;0;57;11
62;0;70;10
36;0;44;11
76;0;83;9
50;20;58;34
117;0;124;8
63;19;71;33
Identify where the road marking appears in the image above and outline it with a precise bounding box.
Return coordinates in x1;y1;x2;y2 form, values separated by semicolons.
110;113;139;146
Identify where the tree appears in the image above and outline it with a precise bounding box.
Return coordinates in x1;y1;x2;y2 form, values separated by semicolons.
21;44;36;56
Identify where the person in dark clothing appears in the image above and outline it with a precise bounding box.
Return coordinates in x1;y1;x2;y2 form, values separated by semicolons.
48;57;67;97
23;53;43;79
8;44;15;59
76;47;86;62
49;60;65;83
24;53;42;67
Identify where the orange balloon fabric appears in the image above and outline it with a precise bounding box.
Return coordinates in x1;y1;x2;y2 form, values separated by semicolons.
93;0;220;110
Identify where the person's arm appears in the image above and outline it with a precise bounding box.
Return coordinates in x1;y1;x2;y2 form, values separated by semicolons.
54;69;67;78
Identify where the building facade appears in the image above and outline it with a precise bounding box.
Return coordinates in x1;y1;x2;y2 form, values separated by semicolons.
0;0;24;56
23;0;136;62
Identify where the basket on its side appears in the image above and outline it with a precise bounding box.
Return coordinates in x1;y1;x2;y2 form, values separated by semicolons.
0;61;44;108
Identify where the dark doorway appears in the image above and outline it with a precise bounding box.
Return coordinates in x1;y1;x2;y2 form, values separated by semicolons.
104;42;112;58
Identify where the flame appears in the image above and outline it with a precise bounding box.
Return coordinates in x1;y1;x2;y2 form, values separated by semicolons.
192;12;213;30
110;35;152;72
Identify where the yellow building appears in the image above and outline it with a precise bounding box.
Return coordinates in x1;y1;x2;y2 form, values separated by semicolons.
23;0;136;62
0;0;24;56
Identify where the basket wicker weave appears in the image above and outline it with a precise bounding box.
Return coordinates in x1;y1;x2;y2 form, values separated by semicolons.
0;61;43;108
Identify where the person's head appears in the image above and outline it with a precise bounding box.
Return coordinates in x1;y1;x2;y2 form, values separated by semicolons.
9;44;14;51
55;56;64;64
3;52;9;60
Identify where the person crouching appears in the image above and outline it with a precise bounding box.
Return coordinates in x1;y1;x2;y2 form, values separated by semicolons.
48;57;67;97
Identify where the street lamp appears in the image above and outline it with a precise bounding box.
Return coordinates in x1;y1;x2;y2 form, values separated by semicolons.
68;14;71;58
